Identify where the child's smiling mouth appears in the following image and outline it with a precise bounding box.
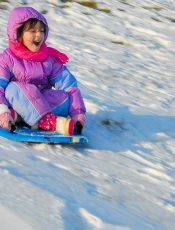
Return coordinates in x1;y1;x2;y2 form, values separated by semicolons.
33;41;41;46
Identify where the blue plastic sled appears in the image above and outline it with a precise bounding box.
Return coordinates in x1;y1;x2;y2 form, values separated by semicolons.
0;126;88;144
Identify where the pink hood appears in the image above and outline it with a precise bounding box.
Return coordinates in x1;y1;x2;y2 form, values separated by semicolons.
7;6;68;64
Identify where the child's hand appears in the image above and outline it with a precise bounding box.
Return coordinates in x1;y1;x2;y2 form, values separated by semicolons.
74;121;83;135
72;114;86;134
0;112;13;129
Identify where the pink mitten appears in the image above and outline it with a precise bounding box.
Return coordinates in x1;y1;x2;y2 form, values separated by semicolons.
0;104;13;129
0;112;12;129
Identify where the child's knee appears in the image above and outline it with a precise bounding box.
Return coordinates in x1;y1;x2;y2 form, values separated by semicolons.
52;96;70;117
5;82;18;102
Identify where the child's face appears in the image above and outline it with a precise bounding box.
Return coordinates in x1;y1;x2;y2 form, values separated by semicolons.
22;21;45;52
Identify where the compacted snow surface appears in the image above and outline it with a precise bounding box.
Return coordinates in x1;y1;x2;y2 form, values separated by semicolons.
0;0;175;229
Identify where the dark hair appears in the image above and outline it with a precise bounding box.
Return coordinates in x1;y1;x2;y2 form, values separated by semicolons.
17;18;46;41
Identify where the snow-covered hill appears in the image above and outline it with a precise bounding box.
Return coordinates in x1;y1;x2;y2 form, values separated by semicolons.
0;0;175;229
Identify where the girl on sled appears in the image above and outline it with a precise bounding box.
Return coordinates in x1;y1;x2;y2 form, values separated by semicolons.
0;6;86;135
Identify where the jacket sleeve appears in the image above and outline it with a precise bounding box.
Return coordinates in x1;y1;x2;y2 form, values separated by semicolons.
0;53;11;106
49;63;86;117
49;64;77;92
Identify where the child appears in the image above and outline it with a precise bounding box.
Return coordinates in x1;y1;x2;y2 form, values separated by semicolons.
0;6;86;135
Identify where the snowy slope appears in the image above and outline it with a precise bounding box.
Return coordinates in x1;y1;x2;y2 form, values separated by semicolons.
0;0;175;229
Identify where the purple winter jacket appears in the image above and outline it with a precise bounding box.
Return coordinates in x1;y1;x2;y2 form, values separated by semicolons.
0;7;86;126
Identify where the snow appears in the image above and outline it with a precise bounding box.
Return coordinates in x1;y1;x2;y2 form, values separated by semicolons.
0;204;34;230
0;0;175;229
